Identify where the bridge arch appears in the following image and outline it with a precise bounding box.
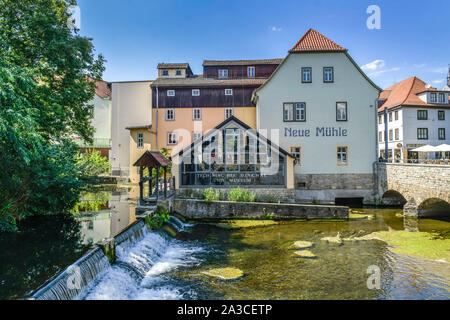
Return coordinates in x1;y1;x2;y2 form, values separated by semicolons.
381;190;407;206
418;198;450;218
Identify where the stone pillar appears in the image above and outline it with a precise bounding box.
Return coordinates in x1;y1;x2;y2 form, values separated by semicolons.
99;238;116;264
403;198;419;218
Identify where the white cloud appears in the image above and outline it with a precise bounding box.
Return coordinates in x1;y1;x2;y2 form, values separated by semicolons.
413;63;426;68
361;59;385;72
432;79;444;84
368;67;401;77
270;26;282;32
432;67;447;74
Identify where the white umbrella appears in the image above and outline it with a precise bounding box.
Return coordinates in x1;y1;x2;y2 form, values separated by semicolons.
435;144;450;152
411;145;438;152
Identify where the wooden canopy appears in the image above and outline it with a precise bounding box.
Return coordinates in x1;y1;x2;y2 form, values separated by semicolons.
133;151;171;168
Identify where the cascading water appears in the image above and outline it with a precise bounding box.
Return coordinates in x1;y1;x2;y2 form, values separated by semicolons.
166;216;193;233
77;217;200;300
31;247;110;300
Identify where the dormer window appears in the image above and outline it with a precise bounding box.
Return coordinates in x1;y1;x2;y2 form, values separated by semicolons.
225;89;233;96
323;67;334;83
176;70;182;76
430;92;437;103
219;69;228;78
247;66;255;77
162;70;169;76
438;93;445;103
167;90;175;96
192;89;200;96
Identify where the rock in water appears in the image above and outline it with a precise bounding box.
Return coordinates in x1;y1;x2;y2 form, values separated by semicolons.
294;250;317;258
321;233;343;245
292;241;314;249
202;267;244;280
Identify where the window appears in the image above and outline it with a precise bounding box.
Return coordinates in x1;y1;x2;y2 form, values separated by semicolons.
430;93;437;103
218;69;228;78
176;70;182;76
225;88;233;96
337;146;348;166
165;108;175;121
389;129;393;141
394;110;398;121
301;67;312;83
192;131;202;142
438;128;446;140
417;128;428;140
192;108;202;120
323;67;334;83
247;66;255;77
192;89;200;96
439;93;445;103
379;131;383;142
137;132;144;148
225;108;233;119
417;110;428;120
388;112;392;122
438;110;445;120
378;115;382;124
336;102;347;121
162;70;169;76
283;103;306;122
395;128;399;141
167;132;178;145
290;147;301;166
167;90;175;96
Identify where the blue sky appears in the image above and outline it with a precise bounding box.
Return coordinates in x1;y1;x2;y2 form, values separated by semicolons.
77;0;449;89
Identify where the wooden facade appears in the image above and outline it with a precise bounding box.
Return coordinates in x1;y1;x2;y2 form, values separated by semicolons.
204;64;279;79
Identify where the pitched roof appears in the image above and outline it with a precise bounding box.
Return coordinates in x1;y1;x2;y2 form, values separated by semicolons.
133;151;171;168
289;28;347;53
378;76;450;111
157;63;190;69
94;80;111;99
203;59;283;66
151;75;266;87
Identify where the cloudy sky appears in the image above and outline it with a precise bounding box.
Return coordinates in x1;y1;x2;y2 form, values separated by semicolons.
77;0;449;89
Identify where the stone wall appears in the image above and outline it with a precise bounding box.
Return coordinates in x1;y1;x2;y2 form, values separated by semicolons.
172;199;348;220
294;173;375;204
177;187;295;203
376;163;450;217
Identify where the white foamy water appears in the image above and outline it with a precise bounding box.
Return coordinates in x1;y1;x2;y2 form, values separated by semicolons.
78;224;201;300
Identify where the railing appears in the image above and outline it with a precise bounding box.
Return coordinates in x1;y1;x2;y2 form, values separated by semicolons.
381;159;450;165
139;176;176;205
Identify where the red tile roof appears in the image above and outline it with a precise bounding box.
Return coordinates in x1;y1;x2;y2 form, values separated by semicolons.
378;76;450;111
94;79;111;99
289;28;347;53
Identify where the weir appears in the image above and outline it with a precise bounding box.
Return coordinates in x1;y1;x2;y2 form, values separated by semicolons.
30;214;192;300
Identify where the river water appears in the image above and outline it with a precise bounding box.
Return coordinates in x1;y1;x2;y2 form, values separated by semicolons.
0;188;449;300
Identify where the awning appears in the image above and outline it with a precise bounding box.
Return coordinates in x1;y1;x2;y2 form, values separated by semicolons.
411;145;439;152
436;144;450;152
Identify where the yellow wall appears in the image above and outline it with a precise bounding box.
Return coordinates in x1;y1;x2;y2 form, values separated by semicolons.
129;128;157;183
286;156;295;189
152;106;256;156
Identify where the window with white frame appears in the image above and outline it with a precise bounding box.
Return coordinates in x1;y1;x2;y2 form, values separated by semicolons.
162;70;169;76
167;132;178;145
438;128;445;140
218;69;228;78
336;102;347;121
225;108;233;119
301;67;312;83
290;147;301;166
192;89;200;96
417;128;428;140
394;110;398;121
192;108;202;120
167;90;175;96
176;70;182;76
337;146;348;166
247;66;255;77
430;93;437;103
389;129;393;141
166;108;175;121
379;131;383;142
378;115;382;124
438;93;445;103
323;67;333;83
192;131;202;142
395;128;399;140
225;88;233;96
137;132;144;148
284;103;306;121
388;112;392;122
438;110;445;120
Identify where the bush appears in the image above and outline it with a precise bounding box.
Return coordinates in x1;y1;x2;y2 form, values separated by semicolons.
76;149;110;178
202;187;220;203
227;187;256;202
145;205;170;230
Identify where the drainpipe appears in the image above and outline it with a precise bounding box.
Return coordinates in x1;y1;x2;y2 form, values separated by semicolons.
373;99;379;201
155;85;159;151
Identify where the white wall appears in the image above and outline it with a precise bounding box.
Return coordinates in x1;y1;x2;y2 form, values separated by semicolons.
91;94;111;141
111;81;152;176
256;52;379;174
402;108;450;146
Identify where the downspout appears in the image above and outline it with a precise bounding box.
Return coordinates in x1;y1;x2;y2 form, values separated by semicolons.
384;106;389;162
373;98;379;202
155;85;159;151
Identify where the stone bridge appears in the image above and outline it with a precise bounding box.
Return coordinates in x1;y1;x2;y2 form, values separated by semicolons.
376;163;450;217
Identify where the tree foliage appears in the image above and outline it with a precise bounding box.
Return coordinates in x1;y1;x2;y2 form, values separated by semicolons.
0;0;105;232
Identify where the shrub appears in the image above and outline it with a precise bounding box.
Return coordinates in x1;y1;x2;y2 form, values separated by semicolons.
76;149;111;178
145;205;170;230
227;187;256;202
202;187;220;203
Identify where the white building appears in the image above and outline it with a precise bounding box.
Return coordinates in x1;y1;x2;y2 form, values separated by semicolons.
253;29;380;205
377;76;450;162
